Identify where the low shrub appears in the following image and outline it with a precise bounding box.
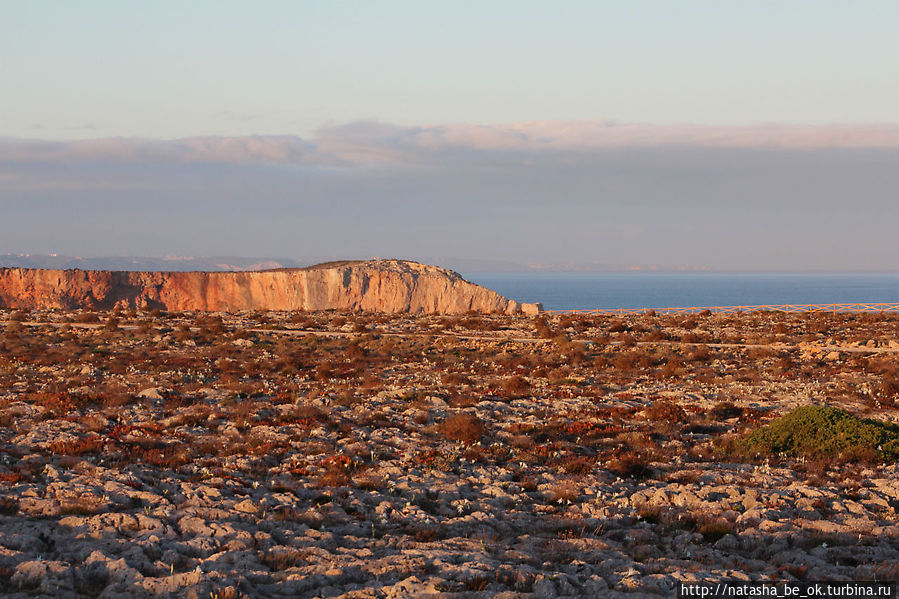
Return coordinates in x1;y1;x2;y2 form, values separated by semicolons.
59;494;106;516
645;400;687;423
559;456;594;475
533;316;555;338
441;372;471;386
0;496;18;515
260;547;306;571
661;358;683;378
439;412;486;444
710;401;743;420
607;452;653;479
737;405;899;463
316;454;354;487
687;344;713;362
502;375;530;397
103;315;120;331
608;320;628;333
699;519;734;542
547;480;581;504
879;373;899;398
618;334;637;348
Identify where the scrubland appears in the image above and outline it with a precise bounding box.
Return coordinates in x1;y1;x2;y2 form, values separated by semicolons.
0;308;897;598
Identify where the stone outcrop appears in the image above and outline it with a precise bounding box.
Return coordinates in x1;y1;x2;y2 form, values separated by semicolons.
0;259;543;315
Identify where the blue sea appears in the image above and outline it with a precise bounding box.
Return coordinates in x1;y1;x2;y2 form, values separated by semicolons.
463;272;899;312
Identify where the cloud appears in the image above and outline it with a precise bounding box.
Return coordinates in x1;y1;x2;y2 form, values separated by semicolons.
2;121;897;271
0;135;317;166
315;120;899;155
2;120;899;169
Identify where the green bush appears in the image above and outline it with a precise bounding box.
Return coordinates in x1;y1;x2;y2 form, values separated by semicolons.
738;405;899;463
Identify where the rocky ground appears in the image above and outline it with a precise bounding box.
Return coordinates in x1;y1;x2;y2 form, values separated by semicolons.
0;308;897;598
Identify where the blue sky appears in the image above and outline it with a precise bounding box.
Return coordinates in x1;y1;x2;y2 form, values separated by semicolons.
1;2;898;270
4;1;898;138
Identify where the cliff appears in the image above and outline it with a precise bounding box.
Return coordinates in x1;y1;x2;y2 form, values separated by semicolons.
0;259;543;315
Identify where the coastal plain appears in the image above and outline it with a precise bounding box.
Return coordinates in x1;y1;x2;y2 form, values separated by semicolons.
0;309;897;597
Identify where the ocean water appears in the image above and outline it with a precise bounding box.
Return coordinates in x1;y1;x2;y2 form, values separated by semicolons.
463;272;899;312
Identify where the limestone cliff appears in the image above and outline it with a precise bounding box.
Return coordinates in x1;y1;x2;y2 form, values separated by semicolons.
0;259;542;315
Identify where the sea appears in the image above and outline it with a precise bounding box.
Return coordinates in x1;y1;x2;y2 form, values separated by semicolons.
463;272;899;312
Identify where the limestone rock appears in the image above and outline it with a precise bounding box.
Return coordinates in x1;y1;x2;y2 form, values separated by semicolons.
0;259;541;315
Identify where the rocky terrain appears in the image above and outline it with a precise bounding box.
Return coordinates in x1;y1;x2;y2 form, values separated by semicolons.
0;308;897;598
0;260;541;316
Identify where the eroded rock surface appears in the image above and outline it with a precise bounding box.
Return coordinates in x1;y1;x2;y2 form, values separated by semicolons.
1;309;897;598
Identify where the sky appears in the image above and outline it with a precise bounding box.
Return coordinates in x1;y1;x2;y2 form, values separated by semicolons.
2;1;898;270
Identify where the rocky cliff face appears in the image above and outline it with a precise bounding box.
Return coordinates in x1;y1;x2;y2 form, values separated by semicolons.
0;259;542;315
